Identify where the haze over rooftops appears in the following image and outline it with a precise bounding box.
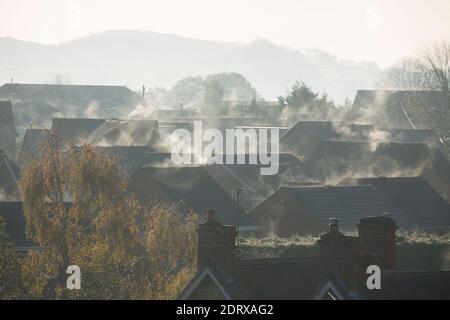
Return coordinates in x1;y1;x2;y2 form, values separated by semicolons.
358;176;450;229
0;83;137;101
281;185;410;230
51;118;159;147
129;165;253;226
51;118;106;142
352;89;450;130
93;147;172;174
250;182;450;236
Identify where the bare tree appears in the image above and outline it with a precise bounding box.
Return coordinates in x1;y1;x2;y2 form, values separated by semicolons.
380;40;450;154
379;57;435;90
422;40;450;96
380;40;450;93
421;41;450;150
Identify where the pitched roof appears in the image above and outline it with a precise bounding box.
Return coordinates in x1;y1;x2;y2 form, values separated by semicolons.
204;155;295;210
0;100;16;159
151;109;197;120
0;100;14;125
20;128;50;162
313;273;355;300
309;140;431;163
429;147;450;183
130;166;253;226
380;128;442;147
86;119;159;146
173;117;270;128
238;256;319;299
0;83;140;108
358;177;450;230
363;271;450;300
309;140;368;161
51;118;160;147
51;118;106;142
281;185;413;230
234;126;290;138
178;265;250;300
11;100;57;127
180;256;319;300
93;147;172;174
281;121;374;144
0;149;20;179
304;141;435;180
252;177;450;234
0;201;32;249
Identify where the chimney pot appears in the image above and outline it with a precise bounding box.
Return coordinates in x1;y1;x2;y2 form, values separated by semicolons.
329;217;340;233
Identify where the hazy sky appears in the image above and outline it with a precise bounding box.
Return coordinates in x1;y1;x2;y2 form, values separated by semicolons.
1;0;449;66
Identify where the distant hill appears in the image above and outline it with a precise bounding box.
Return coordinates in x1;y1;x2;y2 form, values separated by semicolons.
0;30;380;103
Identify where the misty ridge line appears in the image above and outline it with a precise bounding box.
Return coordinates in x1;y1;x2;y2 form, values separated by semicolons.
0;30;381;103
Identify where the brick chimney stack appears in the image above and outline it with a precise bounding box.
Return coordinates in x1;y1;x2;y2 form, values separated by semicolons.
358;213;398;270
318;218;362;291
197;209;237;276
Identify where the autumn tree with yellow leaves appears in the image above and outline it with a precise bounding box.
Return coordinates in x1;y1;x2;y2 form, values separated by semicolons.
0;216;23;299
19;131;197;299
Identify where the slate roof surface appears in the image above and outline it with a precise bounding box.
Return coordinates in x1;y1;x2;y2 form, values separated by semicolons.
20;129;50;161
238;256;319;299
85;119;158;145
358;177;450;230
281;185;414;230
180;256;319;300
281;121;375;144
0;202;31;248
363;271;450;300
304;141;437;180
51;118;106;142
0;150;20;178
93;147;171;173
51;118;159;147
0;83;139;108
130;166;253;226
381;128;442;147
0;100;14;125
